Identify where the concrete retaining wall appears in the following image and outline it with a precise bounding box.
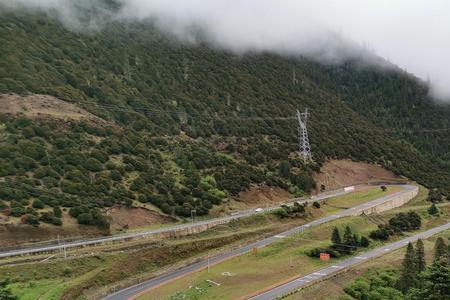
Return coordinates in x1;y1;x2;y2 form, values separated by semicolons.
349;186;418;217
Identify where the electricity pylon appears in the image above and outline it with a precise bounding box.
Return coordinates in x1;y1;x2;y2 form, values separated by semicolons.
297;108;312;163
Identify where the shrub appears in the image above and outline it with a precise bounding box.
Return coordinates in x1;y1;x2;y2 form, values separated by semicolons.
312;201;321;209
273;208;289;218
77;212;93;225
10;206;26;217
53;206;62;218
369;224;394;240
84;158;103;172
22;214;40;226
40;212;61;225
32;199;45;209
69;206;88;218
63;267;73;277
308;247;341;258
110;170;122;181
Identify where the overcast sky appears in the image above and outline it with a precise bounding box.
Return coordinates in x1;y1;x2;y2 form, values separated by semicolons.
3;0;450;101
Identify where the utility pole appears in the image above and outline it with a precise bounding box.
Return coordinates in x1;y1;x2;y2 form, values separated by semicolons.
191;209;196;226
297;108;312;163
57;234;62;256
207;256;210;273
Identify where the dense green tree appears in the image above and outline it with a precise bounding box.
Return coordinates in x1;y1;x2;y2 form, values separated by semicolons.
344;271;403;300
360;236;370;248
427;189;443;203
2;4;450;227
433;237;448;263
53;206;62;218
407;261;450;300
428;203;439;216
343;226;356;252
331;227;342;248
397;242;418;293
278;161;291;178
416;239;426;272
0;279;17;300
32;199;44;209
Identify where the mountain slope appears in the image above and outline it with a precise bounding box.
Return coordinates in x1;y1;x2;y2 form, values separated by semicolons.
0;7;449;229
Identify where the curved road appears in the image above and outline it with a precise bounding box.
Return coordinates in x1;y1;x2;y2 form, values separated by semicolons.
250;220;450;300
0;188;350;258
102;185;417;300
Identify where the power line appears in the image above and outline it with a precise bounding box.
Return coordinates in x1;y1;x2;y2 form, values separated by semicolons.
73;99;450;133
73;99;297;121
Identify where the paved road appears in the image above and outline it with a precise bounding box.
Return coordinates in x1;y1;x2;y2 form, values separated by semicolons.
102;185;417;300
0;187;350;259
250;220;450;300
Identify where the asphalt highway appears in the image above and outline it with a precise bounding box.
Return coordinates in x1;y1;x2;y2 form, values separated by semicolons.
250;220;450;300
0;187;349;258
102;185;417;300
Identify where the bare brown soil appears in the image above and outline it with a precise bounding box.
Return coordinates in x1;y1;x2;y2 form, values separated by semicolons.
0;93;106;124
314;159;402;191
105;207;175;231
238;186;292;205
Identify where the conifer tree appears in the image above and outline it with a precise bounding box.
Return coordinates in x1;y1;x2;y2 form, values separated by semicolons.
398;242;418;293
407;261;450;299
427;203;439;216
343;226;354;246
433;237;448;263
448;243;450;265
331;227;341;248
416;239;426;272
360;236;370;248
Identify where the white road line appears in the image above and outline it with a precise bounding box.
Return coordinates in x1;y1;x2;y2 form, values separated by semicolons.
355;256;367;260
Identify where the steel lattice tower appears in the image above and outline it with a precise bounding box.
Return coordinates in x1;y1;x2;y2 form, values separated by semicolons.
297;108;312;163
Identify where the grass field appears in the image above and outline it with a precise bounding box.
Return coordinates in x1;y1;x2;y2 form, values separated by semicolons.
137;186;413;300
325;186;400;209
283;228;450;300
0;186;410;299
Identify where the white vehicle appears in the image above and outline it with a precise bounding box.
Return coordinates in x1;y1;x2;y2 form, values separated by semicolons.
255;208;263;212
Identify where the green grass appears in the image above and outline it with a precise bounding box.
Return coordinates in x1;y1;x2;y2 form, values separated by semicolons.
0;186;424;300
325;186;400;209
284;228;450;300
10;279;66;300
138;215;382;300
139;185;440;300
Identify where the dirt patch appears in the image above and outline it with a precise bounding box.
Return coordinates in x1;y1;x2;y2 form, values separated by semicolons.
238;186;292;205
105;207;175;231
314;159;402;191
0;93;106;124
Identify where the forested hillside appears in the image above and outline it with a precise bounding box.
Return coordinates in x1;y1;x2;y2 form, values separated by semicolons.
1;5;449;228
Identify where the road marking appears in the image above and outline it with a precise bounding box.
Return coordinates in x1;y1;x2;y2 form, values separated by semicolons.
206;280;221;286
355;256;367;260
384;248;390;251
313;272;326;276
331;265;343;269
296;279;309;282
275;235;286;238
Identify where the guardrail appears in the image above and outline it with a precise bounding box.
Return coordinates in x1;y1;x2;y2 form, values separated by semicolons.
0;187;350;258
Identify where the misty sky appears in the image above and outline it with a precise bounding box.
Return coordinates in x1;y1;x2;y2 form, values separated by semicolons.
2;0;450;101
